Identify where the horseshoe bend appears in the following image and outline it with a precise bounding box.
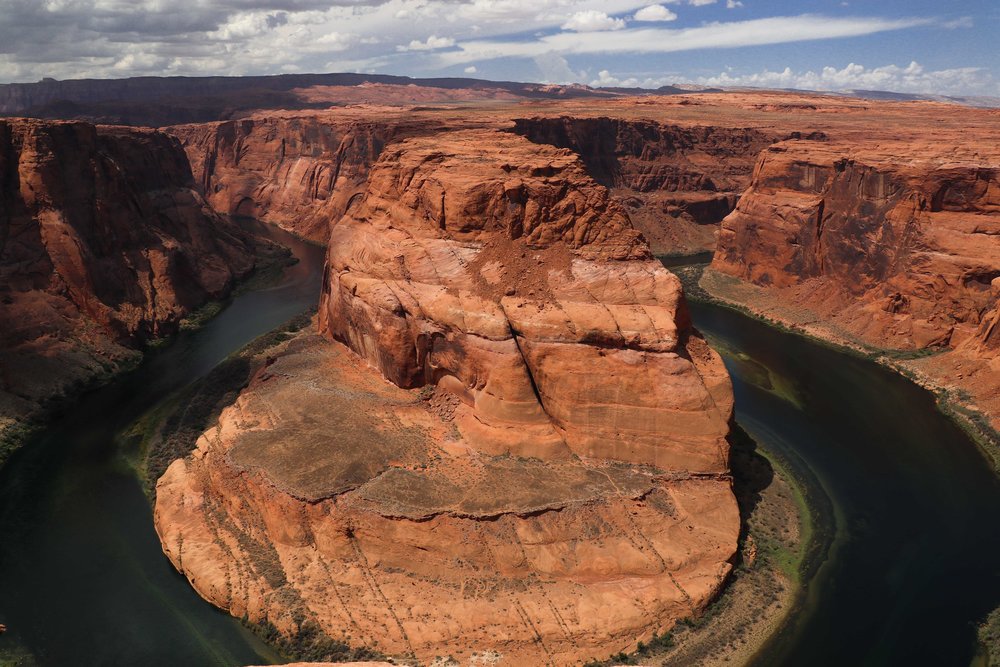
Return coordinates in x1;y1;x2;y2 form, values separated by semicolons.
153;129;739;665
0;59;999;667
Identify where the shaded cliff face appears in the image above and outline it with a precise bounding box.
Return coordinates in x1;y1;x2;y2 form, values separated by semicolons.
156;129;738;665
170;113;449;242
511;116;781;254
713;141;1000;350
0;118;257;441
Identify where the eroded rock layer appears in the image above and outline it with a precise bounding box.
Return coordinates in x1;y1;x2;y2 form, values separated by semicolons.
171;112;449;242
0;118;258;443
156;129;739;665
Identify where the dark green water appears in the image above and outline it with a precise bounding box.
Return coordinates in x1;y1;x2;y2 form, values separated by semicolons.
688;299;1000;667
0;220;327;666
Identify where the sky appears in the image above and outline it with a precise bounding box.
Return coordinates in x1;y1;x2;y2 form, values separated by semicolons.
0;0;997;97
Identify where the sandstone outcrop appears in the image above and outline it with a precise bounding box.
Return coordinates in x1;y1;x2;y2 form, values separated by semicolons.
155;129;739;665
170;112;449;242
512;116;780;254
0;118;259;448
708;130;1000;433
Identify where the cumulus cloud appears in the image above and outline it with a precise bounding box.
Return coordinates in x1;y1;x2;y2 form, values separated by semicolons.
533;52;584;83
464;65;477;73
0;0;656;81
691;61;1000;96
0;0;987;101
689;0;717;5
398;35;456;51
633;5;678;22
561;11;626;32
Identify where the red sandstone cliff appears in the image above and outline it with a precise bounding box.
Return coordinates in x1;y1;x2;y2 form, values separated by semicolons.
170;112;450;242
713;140;1000;350
0;118;259;443
155;129;738;665
708;135;1000;435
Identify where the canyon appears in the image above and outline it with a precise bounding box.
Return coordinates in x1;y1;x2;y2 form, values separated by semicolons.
706;106;1000;442
0;118;266;453
1;79;999;666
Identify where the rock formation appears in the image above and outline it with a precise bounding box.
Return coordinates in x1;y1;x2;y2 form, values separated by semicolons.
155;129;739;665
512;116;781;254
714;139;1000;348
708;132;1000;433
170;112;449;242
0;118;259;447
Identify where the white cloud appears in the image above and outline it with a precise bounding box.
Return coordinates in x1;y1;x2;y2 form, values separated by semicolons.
689;0;717;5
464;65;477;73
633;5;678;22
439;15;933;65
726;0;743;8
0;0;985;101
690;61;1000;97
561;10;626;32
398;34;455;51
533;52;584;83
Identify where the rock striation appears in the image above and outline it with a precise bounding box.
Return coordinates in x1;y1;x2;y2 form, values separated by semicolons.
713;142;1000;349
170;112;450;242
713;139;1000;350
155;129;739;665
0;118;258;447
708;134;1000;434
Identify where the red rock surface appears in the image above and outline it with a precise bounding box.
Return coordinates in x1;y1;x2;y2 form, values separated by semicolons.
169;111;452;242
320;129;732;468
155;129;738;665
704;99;1000;435
0;118;258;442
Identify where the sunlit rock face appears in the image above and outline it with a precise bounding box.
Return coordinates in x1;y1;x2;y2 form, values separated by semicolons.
156;128;738;665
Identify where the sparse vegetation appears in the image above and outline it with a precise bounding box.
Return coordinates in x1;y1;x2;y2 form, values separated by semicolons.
978;606;1000;667
245;616;388;664
125;308;316;497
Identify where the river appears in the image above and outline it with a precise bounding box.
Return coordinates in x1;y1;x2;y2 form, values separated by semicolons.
0;241;997;666
0;219;326;666
687;298;1000;667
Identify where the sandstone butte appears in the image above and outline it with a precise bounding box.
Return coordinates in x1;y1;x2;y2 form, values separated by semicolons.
154;129;739;665
0;118;260;446
164;91;1000;439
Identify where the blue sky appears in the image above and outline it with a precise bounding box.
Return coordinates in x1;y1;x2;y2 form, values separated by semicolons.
0;0;996;96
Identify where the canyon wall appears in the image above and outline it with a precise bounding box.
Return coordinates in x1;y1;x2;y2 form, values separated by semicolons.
713;140;1000;351
170;113;450;242
155;129;739;665
0;118;259;445
511;116;781;254
708;137;1000;435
